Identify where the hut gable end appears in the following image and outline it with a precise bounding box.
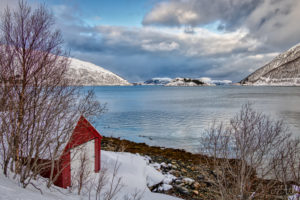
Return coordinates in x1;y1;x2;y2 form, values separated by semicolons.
47;116;102;189
64;116;102;151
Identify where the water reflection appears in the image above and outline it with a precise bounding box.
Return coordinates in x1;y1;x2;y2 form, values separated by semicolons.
91;86;300;153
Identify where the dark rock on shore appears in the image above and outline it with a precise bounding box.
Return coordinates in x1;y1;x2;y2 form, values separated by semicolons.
101;136;217;200
101;136;290;200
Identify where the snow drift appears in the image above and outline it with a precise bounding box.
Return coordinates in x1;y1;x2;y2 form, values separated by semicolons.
0;151;182;200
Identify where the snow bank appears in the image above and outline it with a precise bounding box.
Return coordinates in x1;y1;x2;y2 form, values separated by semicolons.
101;151;181;199
0;173;73;200
0;150;182;200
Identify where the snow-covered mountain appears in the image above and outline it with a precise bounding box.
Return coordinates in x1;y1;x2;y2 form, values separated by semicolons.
241;43;300;86
66;58;131;86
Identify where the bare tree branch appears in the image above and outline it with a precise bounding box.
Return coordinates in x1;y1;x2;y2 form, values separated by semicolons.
0;0;105;189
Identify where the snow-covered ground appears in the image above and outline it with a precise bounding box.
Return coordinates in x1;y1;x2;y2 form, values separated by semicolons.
0;151;182;200
66;58;131;86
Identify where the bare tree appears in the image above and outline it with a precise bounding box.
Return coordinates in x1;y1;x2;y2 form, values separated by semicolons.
200;103;292;199
0;0;104;188
103;159;124;200
123;189;145;200
74;151;91;195
270;138;300;197
93;168;108;200
86;160;124;200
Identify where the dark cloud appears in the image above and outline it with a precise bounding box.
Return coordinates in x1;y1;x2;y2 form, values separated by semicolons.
143;0;300;50
61;23;276;82
245;0;300;49
3;0;292;83
143;0;263;29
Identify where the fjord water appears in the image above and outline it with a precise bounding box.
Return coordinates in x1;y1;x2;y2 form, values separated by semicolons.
92;86;300;153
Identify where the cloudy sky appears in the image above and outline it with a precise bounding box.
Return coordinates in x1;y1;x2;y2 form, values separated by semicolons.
2;0;300;82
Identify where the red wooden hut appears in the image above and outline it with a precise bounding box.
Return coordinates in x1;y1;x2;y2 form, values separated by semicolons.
42;116;103;188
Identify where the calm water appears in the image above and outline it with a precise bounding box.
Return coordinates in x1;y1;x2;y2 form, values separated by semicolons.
90;86;300;153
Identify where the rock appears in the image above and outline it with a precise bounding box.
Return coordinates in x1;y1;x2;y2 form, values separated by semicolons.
178;183;185;187
161;162;168;168
192;190;199;195
204;181;213;187
193;181;201;189
172;170;181;177
181;168;187;173
183;177;195;185
163;174;177;184
174;185;190;195
172;165;178;170
158;184;173;192
197;175;205;181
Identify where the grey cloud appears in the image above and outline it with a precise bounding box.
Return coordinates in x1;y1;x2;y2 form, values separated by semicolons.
12;0;285;83
245;0;300;49
143;0;263;29
63;24;276;82
91;26;261;58
143;0;300;50
0;0;19;12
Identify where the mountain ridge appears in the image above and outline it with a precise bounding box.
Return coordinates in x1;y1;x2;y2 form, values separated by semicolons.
66;58;131;86
241;43;300;86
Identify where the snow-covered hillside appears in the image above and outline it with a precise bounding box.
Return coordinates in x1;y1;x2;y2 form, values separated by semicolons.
0;151;181;200
241;43;300;86
66;58;131;86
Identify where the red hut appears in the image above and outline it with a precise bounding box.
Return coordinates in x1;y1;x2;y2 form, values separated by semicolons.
42;116;103;188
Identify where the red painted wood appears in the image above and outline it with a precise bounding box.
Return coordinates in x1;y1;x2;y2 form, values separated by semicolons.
39;116;103;188
94;138;100;172
61;152;71;188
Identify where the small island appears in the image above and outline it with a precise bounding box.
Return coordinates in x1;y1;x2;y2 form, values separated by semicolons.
165;78;212;86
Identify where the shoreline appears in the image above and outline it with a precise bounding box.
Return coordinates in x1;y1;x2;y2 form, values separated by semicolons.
101;136;292;200
101;136;216;200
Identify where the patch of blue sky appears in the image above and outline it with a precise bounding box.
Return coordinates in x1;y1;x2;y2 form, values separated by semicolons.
202;20;225;34
31;0;150;27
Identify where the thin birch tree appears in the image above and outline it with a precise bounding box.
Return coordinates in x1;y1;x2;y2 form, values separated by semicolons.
0;0;105;188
